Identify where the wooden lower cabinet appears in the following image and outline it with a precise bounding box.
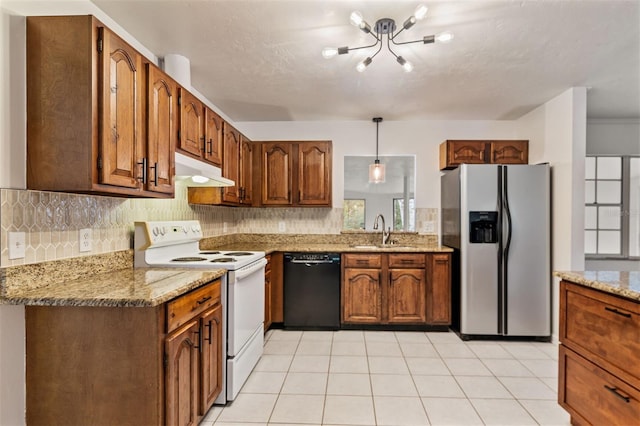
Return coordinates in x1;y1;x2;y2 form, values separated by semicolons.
264;254;273;330
558;280;640;425
342;253;450;326
26;279;223;426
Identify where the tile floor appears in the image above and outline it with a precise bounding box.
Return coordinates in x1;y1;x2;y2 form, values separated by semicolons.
202;330;570;426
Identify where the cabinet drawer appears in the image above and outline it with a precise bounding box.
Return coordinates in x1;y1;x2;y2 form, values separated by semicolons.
167;280;221;333
561;282;640;381
559;345;640;425
343;254;382;268
388;254;426;268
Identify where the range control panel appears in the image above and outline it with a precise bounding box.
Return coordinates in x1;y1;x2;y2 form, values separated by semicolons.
134;221;203;248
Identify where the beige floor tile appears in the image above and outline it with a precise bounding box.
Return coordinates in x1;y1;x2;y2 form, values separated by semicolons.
482;358;536;377
263;339;298;355
323;395;376;425
395;331;429;343
300;330;334;341
444;358;493;376
280;372;327;395
455;376;513;399
364;330;398;342
498;377;557;400
520;358;559;378
370;374;418;396
470;398;537;425
366;341;403;357
216;393;277;423
467;342;514;359
434;343;477;358
296;339;331;355
368;356;410;374
422;397;484;425
374;396;429;425
413;375;466;398
425;331;463;344
406;357;451;376
267;329;302;341
253;354;293;372
332;340;367;356
240;371;286;394
519;399;571;425
501;343;552;360
400;342;440;357
332;330;365;342
326;373;372;396
269;394;325;424
288;354;330;372
329;355;369;373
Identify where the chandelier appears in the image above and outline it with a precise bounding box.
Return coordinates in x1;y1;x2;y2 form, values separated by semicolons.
322;4;453;72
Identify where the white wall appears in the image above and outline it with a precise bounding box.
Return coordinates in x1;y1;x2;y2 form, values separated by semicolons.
516;87;588;342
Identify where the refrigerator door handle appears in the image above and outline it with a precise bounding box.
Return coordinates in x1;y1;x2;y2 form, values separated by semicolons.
497;166;504;334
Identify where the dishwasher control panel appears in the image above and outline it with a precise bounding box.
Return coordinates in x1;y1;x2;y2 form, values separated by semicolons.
284;253;340;263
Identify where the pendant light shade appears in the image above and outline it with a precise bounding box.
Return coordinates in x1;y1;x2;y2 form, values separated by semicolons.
369;117;385;183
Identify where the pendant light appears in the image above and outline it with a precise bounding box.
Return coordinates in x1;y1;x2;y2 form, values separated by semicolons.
369;117;385;183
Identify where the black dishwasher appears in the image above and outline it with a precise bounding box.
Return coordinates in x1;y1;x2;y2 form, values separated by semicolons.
283;253;341;330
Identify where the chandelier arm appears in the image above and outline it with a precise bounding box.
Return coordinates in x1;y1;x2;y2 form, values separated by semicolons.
386;34;400;59
391;37;430;46
344;39;381;53
370;41;383;60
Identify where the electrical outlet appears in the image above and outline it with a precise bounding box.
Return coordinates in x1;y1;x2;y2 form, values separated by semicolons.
423;221;435;233
79;228;92;252
278;221;286;232
8;232;25;260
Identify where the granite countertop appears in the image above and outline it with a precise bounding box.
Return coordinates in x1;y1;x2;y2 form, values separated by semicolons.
213;243;453;254
555;271;640;302
1;268;226;308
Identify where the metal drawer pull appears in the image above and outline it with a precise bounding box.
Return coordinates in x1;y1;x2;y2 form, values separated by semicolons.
604;306;632;318
604;385;631;403
196;296;212;305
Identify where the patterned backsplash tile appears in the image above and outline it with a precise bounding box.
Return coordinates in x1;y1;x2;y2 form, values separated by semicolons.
0;185;439;266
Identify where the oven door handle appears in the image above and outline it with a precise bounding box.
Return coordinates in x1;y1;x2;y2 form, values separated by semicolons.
235;258;268;280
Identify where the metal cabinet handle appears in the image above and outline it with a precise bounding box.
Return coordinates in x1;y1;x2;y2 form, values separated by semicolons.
604;306;632;319
196;296;212;305
604;385;631;403
149;162;158;186
203;321;212;344
137;158;148;183
207;139;213;155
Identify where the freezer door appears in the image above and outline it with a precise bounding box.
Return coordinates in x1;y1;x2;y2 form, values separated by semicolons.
503;165;551;336
460;165;500;335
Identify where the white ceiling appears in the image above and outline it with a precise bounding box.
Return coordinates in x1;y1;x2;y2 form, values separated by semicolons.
86;1;638;122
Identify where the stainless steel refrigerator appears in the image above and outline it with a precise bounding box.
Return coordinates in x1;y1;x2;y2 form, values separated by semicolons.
441;164;551;340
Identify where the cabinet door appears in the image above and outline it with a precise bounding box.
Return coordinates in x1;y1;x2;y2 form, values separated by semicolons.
447;141;487;167
179;89;205;158
342;268;382;323
146;64;176;194
298;141;332;206
99;28;142;189
490;140;528;164
166;319;200;426
426;254;451;324
388;269;426;323
200;305;223;415
240;136;254;205
204;107;223;167
222;124;241;204
261;142;293;205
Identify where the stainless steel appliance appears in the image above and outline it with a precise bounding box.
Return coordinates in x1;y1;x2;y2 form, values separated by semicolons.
283;253;341;330
134;220;266;403
441;164;551;340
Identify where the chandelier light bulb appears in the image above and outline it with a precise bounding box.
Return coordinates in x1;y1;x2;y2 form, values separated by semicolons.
356;57;372;72
350;11;364;27
414;4;428;20
402;16;417;30
435;31;454;43
396;56;413;72
322;47;339;59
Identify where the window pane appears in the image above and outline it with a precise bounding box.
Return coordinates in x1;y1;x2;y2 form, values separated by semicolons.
585;181;595;204
598;230;620;254
596;181;621;204
597;157;621;179
631;158;640;256
343;199;365;230
585;157;596;179
585;230;597;254
585;206;597;228
598;206;621;230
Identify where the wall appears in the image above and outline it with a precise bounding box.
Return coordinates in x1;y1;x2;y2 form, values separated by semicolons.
516;87;588;342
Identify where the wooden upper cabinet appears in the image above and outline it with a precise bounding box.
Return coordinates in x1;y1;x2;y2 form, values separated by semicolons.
298;141;332;206
222;123;241;204
261;142;293;205
26;15;173;197
179;89;205;158
146;64;176;194
258;140;332;207
439;140;528;170
99;28;143;189
204;108;223;167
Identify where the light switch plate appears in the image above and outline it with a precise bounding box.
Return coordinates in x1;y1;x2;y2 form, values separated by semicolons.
8;232;26;260
79;228;92;252
278;221;286;232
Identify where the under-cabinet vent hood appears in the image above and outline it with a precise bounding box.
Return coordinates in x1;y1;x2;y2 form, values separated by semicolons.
174;152;234;187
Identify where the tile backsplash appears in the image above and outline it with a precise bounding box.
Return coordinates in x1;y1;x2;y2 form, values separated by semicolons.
1;185;438;266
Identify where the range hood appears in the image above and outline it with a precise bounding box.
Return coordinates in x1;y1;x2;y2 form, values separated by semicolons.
174;152;235;187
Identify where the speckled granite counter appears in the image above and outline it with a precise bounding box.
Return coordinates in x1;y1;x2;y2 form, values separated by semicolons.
555;271;640;302
210;242;453;254
0;250;226;307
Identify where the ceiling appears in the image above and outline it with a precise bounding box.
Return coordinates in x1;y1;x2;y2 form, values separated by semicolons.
88;0;639;123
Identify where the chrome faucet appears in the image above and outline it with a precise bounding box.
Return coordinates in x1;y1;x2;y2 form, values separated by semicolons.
373;214;391;245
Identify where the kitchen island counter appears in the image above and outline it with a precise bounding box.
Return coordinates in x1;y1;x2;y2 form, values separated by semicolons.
554;270;640;302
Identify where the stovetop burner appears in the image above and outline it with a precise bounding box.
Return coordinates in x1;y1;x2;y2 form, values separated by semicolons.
211;257;237;263
200;251;221;255
171;257;207;262
225;252;254;256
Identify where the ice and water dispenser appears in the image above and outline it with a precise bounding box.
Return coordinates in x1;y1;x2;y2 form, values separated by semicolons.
469;211;498;243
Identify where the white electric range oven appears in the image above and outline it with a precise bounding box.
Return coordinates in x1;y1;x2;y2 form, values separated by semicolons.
134;220;266;403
